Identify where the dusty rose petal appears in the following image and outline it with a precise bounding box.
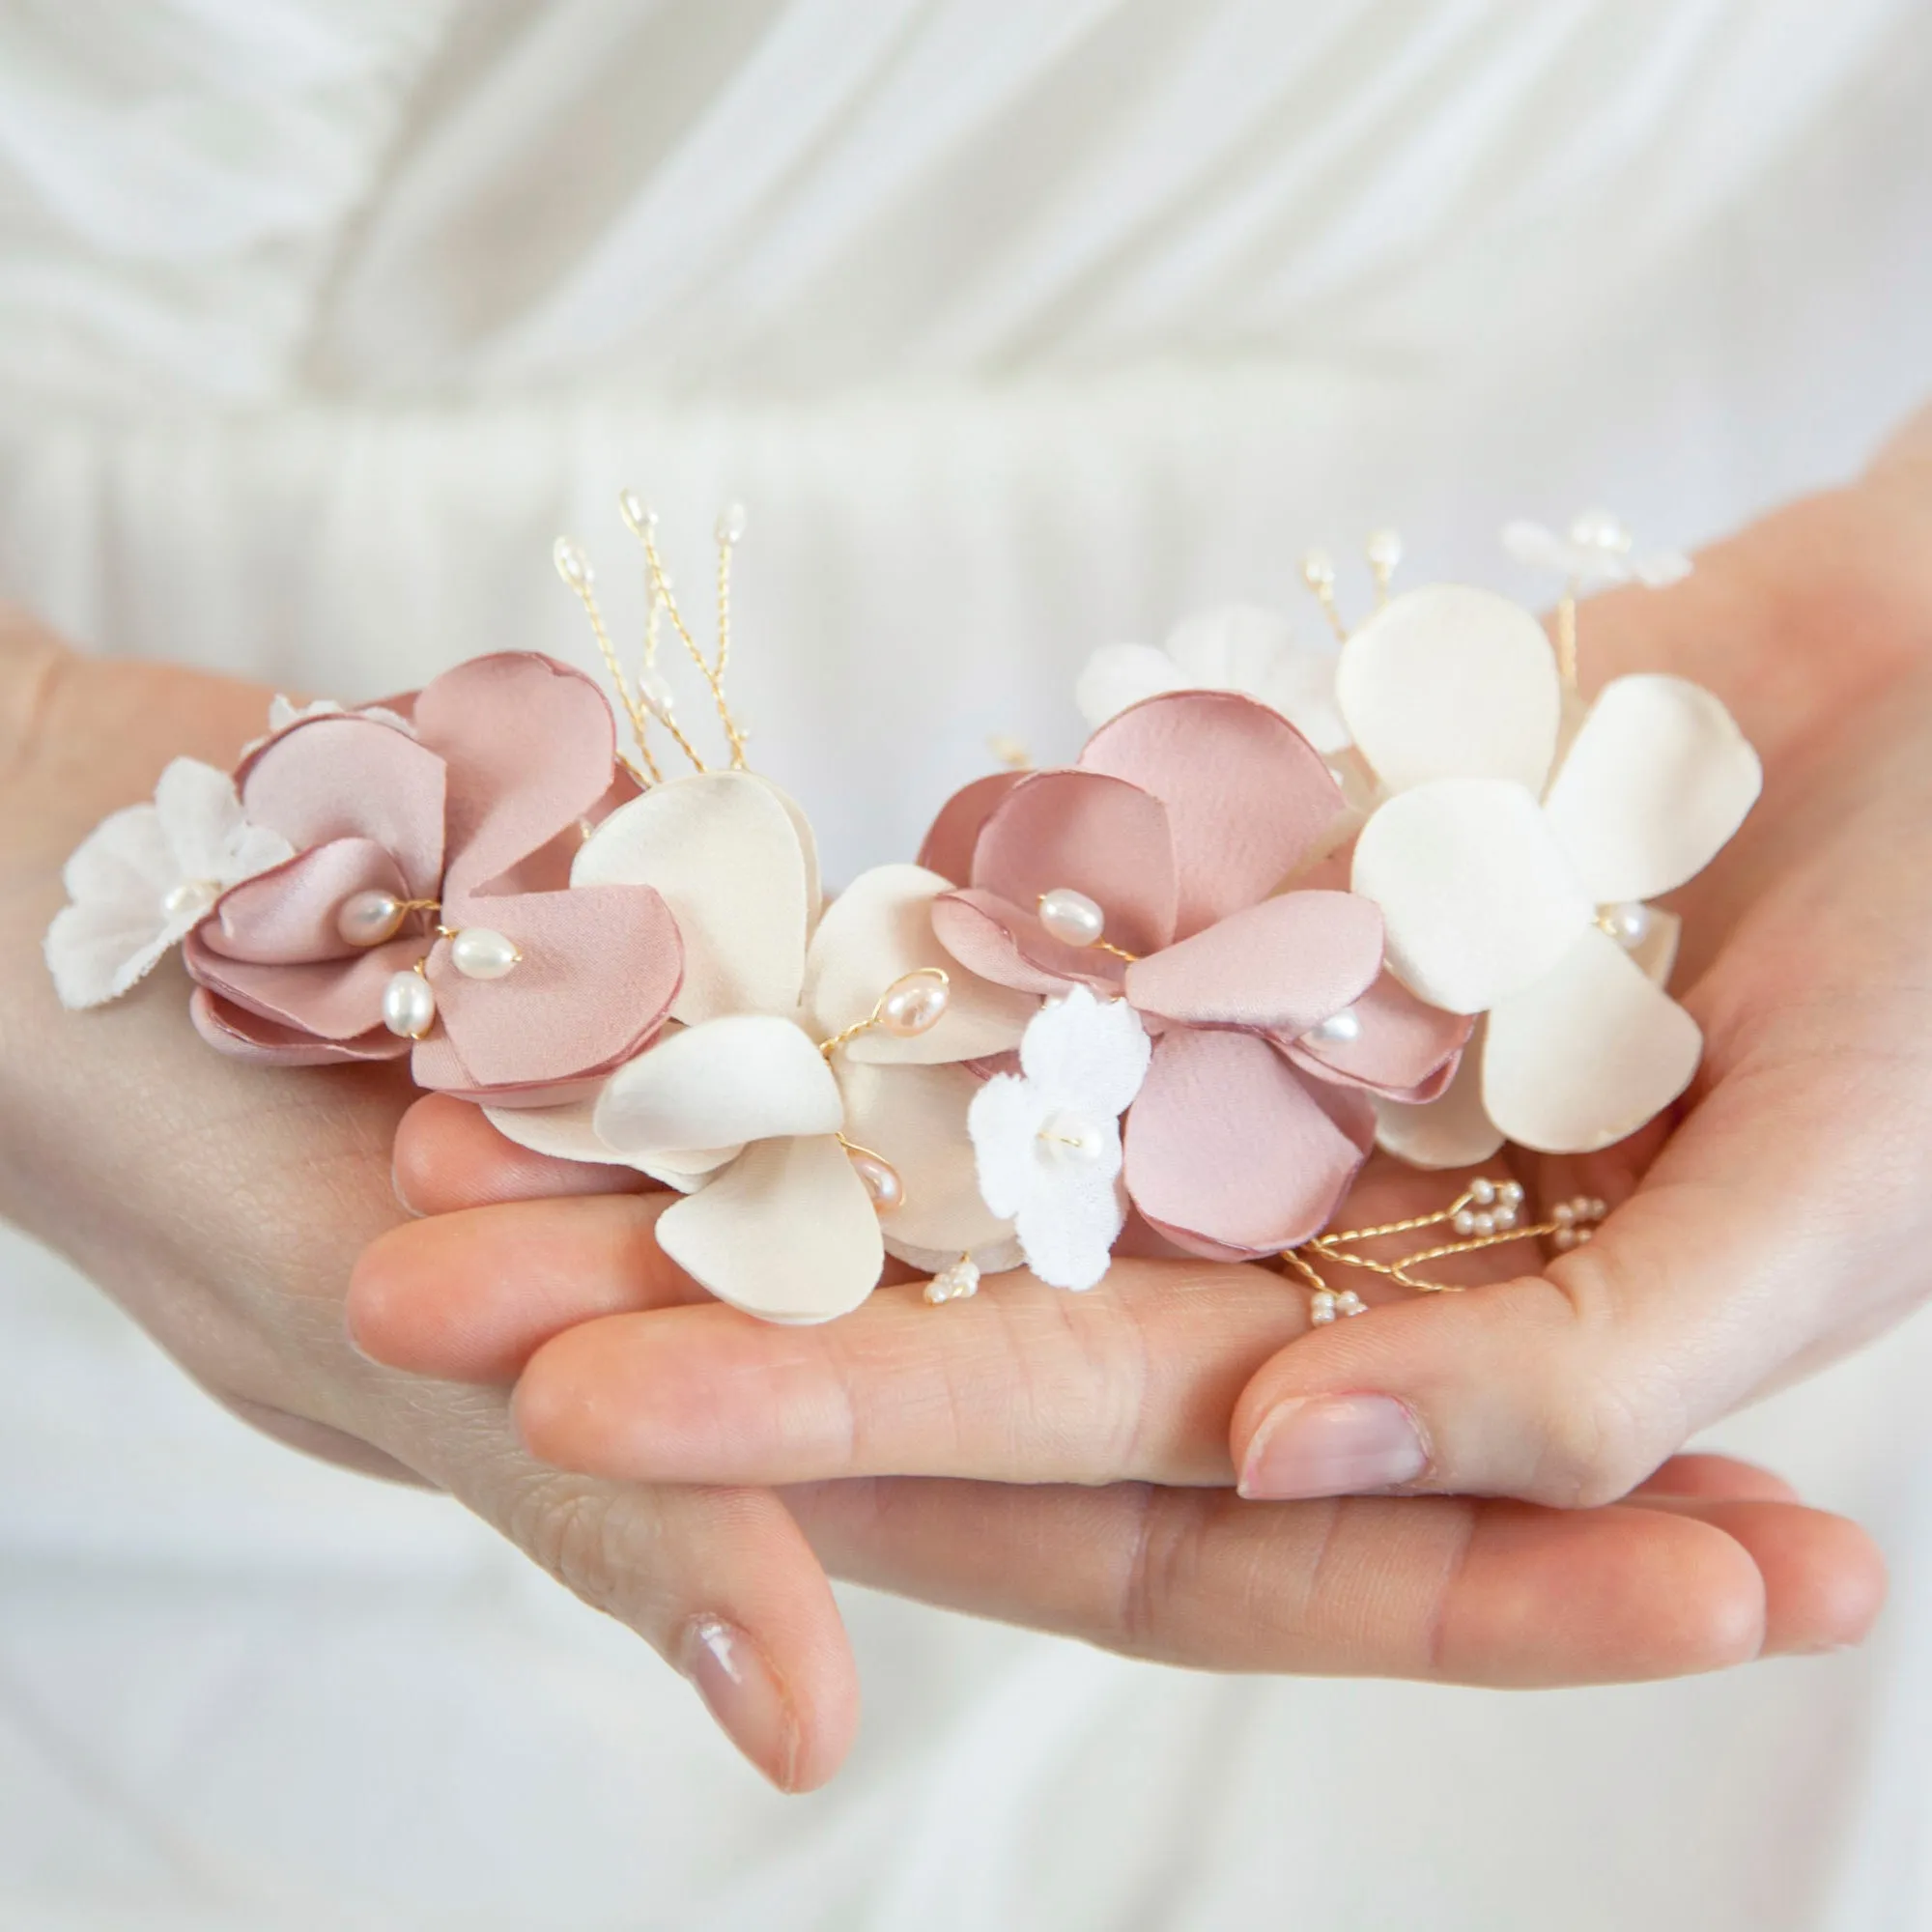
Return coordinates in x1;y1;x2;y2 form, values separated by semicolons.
1123;892;1382;1036
1123;1027;1372;1257
917;771;1025;885
198;841;411;966
412;884;682;1094
239;715;445;900
1276;969;1475;1099
1079;692;1344;937
932;889;1127;997
189;987;408;1065
185;929;423;1039
971;770;1178;956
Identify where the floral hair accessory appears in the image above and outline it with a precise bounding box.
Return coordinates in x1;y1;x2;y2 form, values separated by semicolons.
47;503;1756;1325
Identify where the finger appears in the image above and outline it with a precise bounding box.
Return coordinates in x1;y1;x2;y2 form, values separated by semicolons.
794;1476;1881;1684
1631;1452;1799;1504
349;1194;705;1381
392;1093;643;1215
510;1258;1312;1488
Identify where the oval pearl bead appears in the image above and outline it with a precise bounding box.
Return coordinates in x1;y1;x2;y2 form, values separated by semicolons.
160;878;220;921
1305;1008;1362;1046
381;970;436;1039
449;926;521;980
847;1151;903;1215
1600;901;1652;950
1037;887;1105;950
878;973;950;1037
336;889;405;948
1038;1108;1110;1165
638;668;678;722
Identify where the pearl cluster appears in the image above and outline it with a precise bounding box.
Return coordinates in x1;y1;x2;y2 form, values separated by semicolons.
1451;1175;1525;1237
331;890;526;1040
1548;1195;1607;1252
923;1257;981;1305
1308;1286;1367;1324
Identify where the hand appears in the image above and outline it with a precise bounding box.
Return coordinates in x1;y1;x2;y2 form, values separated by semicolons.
0;619;857;1793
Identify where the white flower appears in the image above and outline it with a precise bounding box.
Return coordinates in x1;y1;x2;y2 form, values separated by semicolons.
242;695;414;758
1501;510;1690;589
1076;604;1348;753
486;772;1035;1323
968;986;1152;1292
45;758;295;1010
1338;585;1760;1159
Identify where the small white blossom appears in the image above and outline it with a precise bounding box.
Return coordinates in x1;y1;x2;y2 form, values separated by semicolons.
1501;511;1691;589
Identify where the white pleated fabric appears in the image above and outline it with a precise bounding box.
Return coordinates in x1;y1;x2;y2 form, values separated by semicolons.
2;2;1932;1925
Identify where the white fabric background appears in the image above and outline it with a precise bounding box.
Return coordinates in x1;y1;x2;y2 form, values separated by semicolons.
0;2;1929;1925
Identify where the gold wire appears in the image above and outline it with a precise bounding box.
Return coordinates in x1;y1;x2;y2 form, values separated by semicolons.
634;523;748;770
818;968;950;1060
1555;578;1580;690
714;529;733;683
565;577;666;784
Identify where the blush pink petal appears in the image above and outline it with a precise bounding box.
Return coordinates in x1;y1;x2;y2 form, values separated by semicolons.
1123;1028;1373;1257
932;889;1128;997
238;715;445;900
1079;692;1345;937
970;770;1179;957
917;770;1025;884
197;841;411;966
1122;891;1383;1036
1276;970;1475;1100
188;986;409;1065
185;930;425;1039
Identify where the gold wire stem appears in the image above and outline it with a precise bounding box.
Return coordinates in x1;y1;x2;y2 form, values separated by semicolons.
1555;579;1580;690
563;575;666;785
1094;940;1139;963
714;530;733;682
634;524;748;771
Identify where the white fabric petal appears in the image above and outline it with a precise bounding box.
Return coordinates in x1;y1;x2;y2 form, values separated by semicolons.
155;756;292;883
60;800;173;908
1018;985;1151;1115
1482;926;1704;1153
1499;520;1578;576
482;1095;637;1167
44;897;180;1009
804;862;1035;1065
1351;779;1596;1014
656;1133;884;1324
1337;584;1561;794
1634;551;1692;588
592;1015;842;1157
1014;1167;1126;1293
839;1060;1014;1255
1166;603;1348;753
967;1072;1053;1221
1543;674;1762;904
573;772;812;1023
1074;641;1188;728
1372;1020;1506;1169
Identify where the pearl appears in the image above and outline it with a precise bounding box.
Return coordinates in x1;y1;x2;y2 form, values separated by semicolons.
336;889;405;947
1469;1177;1496;1207
1493;1205;1519;1231
1305;1008;1362;1046
1037;887;1106;949
1364;528;1404;571
1499;1179;1524;1207
617;490;656;535
1552;1201;1576;1226
1310;1290;1338;1325
382;970;436;1039
714;502;748;545
1335;1290;1367;1318
847;1150;903;1215
1471;1211;1495;1236
1037;1108;1111;1166
878;972;950;1037
449;927;521;980
552;537;592;588
639;668;677;721
160;877;220;921
1300;549;1336;590
923;1257;981;1305
1453;1209;1477;1236
1568;509;1631;554
1600;901;1652;949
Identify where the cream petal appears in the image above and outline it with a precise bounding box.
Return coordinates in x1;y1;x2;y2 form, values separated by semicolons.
483;1096;636;1167
573;772;811;1023
804;863;1036;1065
592;1015;842;1157
1372;1020;1506;1169
884;1232;1026;1276
1074;642;1188;728
1351;779;1595;1014
1337;584;1561;794
839;1060;1014;1255
1543;674;1762;904
1482;927;1704;1153
657;1134;884;1324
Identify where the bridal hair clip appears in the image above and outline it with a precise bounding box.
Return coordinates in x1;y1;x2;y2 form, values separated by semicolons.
46;501;1759;1324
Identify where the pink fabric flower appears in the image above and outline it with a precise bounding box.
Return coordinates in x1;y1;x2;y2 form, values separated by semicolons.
185;653;682;1095
923;692;1471;1258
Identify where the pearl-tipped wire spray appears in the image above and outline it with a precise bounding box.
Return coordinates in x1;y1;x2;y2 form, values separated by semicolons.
553;537;664;785
1299;549;1350;643
1365;528;1403;609
618;491;751;771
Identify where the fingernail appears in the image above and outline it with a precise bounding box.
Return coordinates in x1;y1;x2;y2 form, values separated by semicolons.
1238;1395;1428;1500
679;1616;799;1791
390;1157;422;1218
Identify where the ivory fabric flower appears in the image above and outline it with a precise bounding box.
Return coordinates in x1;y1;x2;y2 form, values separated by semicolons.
968;986;1151;1292
185;653;680;1093
487;771;1037;1323
924;692;1471;1261
1075;604;1349;753
45;758;294;1010
1340;584;1761;1158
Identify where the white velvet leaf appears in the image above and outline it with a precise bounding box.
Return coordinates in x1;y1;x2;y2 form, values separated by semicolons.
1014;1171;1125;1293
839;1059;1013;1255
1337;585;1561;794
1372;1021;1507;1169
44;896;181;1009
1482;926;1703;1153
656;1133;884;1324
804;862;1035;1065
573;773;812;1024
1075;642;1189;728
1351;779;1595;1014
1018;985;1151;1114
1543;674;1762;904
967;1072;1051;1221
592;1015;842;1157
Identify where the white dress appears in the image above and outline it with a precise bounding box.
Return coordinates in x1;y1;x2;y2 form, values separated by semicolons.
2;4;1930;1925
